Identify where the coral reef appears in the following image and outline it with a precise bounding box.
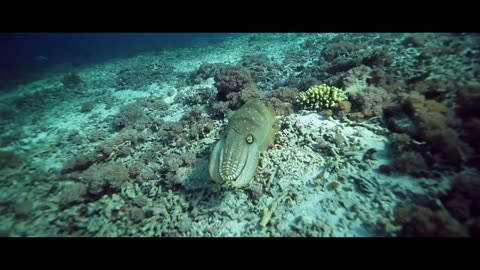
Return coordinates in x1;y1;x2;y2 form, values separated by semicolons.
394;205;469;237
214;65;254;102
1;33;478;237
349;87;392;120
394;173;480;237
62;73;82;88
296;84;347;110
116;64;173;90
0;151;22;170
189;63;224;84
265;86;299;116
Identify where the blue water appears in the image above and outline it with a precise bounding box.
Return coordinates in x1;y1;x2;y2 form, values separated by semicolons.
0;33;233;90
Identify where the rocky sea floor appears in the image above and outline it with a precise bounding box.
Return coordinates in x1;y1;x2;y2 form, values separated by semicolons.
0;33;479;237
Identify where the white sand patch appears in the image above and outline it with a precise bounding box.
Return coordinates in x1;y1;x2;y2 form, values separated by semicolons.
111;89;151;103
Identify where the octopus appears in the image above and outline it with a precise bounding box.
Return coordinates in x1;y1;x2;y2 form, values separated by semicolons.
209;99;277;188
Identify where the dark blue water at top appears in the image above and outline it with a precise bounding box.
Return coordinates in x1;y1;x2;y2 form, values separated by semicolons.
0;33;234;90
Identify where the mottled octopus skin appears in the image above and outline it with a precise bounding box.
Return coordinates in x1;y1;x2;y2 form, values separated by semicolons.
209;99;276;187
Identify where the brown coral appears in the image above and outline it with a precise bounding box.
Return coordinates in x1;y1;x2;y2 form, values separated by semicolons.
393;151;428;176
83;162;130;195
406;92;473;169
442;174;480;225
394;206;469;237
59;182;88;207
349;87;392;119
214;65;253;101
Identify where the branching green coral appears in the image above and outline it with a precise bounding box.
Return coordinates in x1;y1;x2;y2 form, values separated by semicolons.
296;84;347;110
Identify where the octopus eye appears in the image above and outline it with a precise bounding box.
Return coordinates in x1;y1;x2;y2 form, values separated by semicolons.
246;134;254;144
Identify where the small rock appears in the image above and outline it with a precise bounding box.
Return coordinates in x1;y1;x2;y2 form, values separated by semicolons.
15;200;33;217
328;181;340;191
378;164;392;175
133;195;148;207
129;207;145;223
0;229;10;237
178;217;192;233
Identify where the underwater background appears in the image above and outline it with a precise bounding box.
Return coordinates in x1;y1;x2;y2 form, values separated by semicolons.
0;33;478;237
